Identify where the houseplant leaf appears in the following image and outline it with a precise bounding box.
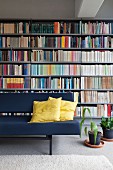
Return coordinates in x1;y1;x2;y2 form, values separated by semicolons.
82;108;91;118
84;127;88;136
80;117;85;137
90;121;98;144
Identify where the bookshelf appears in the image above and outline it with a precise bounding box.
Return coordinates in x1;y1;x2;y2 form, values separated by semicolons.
0;19;113;118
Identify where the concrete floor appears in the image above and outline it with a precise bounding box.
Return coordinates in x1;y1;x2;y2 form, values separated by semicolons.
0;133;113;166
0;119;112;166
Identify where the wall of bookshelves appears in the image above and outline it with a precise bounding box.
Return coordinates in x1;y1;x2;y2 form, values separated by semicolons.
0;19;113;118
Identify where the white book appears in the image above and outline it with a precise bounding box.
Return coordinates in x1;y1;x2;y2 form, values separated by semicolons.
111;38;113;48
77;78;80;89
76;107;81;116
91;51;94;62
104;104;108;117
81;91;84;103
81;77;84;89
18;65;22;75
95;51;98;62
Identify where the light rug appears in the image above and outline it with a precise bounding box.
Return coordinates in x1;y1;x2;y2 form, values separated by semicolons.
0;155;112;170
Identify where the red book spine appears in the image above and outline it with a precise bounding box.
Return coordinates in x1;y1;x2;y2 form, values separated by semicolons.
54;22;59;34
57;37;60;48
3;64;7;75
107;104;111;117
18;51;21;61
11;78;14;88
65;36;69;48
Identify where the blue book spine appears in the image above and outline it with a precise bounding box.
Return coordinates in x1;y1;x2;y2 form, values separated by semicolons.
50;51;53;61
44;51;46;61
0;36;2;47
23;64;28;75
111;23;113;34
70;77;72;89
82;40;85;48
40;78;43;88
24;78;27;88
9;50;12;61
0;51;2;61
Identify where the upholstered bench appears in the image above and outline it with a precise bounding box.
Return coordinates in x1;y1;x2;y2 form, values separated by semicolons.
0;93;80;155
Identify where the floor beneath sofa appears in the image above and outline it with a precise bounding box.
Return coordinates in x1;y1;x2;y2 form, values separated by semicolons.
0;126;112;166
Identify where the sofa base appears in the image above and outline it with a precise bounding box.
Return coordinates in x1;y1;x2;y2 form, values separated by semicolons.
0;135;52;155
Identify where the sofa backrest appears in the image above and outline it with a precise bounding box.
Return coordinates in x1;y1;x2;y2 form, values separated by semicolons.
0;93;74;113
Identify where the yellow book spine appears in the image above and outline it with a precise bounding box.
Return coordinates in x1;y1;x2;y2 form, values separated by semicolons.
62;36;65;48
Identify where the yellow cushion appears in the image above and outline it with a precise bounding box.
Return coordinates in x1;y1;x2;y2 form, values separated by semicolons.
30;98;61;123
49;95;78;121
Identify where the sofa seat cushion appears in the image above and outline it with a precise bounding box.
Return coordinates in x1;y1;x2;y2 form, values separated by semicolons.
0;116;80;135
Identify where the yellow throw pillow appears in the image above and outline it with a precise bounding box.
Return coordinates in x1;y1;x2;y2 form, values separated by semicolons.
30;98;61;123
49;95;78;121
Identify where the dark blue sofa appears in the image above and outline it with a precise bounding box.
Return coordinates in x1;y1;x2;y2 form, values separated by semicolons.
0;93;80;155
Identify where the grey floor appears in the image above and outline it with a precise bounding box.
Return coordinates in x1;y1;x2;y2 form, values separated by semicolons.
0;128;113;166
0;119;112;166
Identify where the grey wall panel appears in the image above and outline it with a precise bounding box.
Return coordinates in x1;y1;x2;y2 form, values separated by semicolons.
74;0;83;17
96;0;113;18
0;0;113;19
0;0;75;19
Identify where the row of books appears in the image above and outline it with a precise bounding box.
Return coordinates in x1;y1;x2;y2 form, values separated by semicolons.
2;36;113;48
81;77;113;89
30;36;81;48
32;23;54;34
0;22;81;34
54;22;81;34
0;78;30;88
0;37;29;48
31;64;80;76
1;64;113;77
0;64;30;76
82;36;113;48
81;65;113;75
81;91;113;103
82;21;113;34
1;50;113;63
0;50;113;63
0;51;30;61
31;50;81;62
2;21;113;34
82;51;113;63
0;36;82;48
31;77;80;89
0;23;29;34
32;22;81;34
79;104;113;117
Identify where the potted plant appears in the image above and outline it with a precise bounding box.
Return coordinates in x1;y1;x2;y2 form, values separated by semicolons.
80;108;101;145
100;117;113;139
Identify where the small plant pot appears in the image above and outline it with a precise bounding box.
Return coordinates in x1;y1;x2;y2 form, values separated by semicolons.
103;128;113;139
88;131;101;145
